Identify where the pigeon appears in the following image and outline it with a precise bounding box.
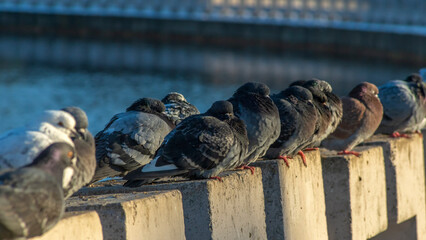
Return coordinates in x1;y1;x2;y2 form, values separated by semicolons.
376;73;426;137
91;98;175;183
60;107;96;198
123;100;249;187
322;82;383;156
227;82;281;169
0;142;76;239
291;79;343;149
62;106;89;136
161;92;200;125
265;85;318;167
0;110;77;170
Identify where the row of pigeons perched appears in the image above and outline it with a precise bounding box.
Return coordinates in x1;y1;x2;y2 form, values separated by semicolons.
0;72;425;238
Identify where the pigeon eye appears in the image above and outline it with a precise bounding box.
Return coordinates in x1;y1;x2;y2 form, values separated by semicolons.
58;122;64;127
67;151;74;159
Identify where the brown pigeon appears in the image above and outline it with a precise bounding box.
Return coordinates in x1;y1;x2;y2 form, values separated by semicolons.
322;82;383;156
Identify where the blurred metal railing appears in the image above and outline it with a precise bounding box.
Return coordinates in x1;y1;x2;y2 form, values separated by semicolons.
0;0;425;26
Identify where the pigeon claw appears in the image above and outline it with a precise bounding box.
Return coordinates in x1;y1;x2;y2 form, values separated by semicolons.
338;150;361;157
209;176;223;182
241;165;255;175
236;165;255;175
304;147;319;151
391;132;411;139
278;156;290;168
297;151;307;167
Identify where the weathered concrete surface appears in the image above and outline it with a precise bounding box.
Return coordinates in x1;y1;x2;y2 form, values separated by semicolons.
31;211;103;240
366;134;426;240
252;150;328;240
78;168;266;240
67;190;186;240
77;169;267;240
321;145;388;240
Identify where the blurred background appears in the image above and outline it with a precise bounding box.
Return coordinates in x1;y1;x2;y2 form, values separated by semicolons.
0;0;424;133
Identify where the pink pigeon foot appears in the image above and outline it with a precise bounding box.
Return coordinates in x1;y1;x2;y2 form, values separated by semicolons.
297;151;307;167
278;156;291;168
209;176;223;182
304;147;319;151
338;150;361;157
391;132;410;138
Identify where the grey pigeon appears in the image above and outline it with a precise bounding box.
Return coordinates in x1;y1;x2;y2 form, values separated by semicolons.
60;107;96;198
227;82;280;168
123;101;249;187
162;92;200;125
91;98;175;183
0;110;77;170
322;82;383;156
291;79;343;149
265;86;318;167
376;73;426;137
64;131;96;198
0;142;76;239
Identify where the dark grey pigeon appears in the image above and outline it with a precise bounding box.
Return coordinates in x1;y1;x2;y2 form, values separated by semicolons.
227;82;280;168
265;86;318;167
0;142;76;239
322;82;383;156
291;79;343;149
64;131;96;198
376;73;426;137
123;101;249;187
61;107;96;198
91;98;175;183
162;92;200;125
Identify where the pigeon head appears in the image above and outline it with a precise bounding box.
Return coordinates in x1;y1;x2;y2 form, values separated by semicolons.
405;73;426;99
405;73;423;84
29;142;77;189
234;82;270;97
292;79;328;104
349;82;379;98
278;86;314;103
35;110;77;137
206;100;234;120
162;92;187;104
62;106;89;130
127;98;166;113
62;106;89;139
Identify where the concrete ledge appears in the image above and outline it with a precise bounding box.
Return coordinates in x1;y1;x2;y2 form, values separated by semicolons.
67;190;186;240
252;150;328;240
366;134;426;240
321;145;388;240
77;169;267;240
31;211;103;240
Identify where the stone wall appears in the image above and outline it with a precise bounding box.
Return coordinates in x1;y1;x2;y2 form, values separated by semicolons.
31;133;426;240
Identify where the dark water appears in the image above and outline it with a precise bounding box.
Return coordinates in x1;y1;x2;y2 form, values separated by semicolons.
0;34;417;134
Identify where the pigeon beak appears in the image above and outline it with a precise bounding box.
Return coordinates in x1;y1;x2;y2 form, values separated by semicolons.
77;128;87;139
69;128;79;139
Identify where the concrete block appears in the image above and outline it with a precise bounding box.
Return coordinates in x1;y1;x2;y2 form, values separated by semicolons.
321;145;388;240
67;190;186;240
77;169;267;240
366;134;426;240
252;150;328;240
31;211;103;240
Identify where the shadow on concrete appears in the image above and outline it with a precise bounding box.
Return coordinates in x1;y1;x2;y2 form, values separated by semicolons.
96;206;127;240
369;217;417;240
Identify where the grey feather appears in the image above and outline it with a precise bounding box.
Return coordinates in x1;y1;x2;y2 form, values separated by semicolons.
377;74;426;134
0;143;75;239
123;100;249;187
227;82;281;166
91;98;175;183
